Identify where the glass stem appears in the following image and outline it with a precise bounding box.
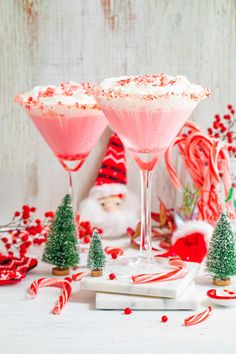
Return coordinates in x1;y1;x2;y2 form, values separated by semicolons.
139;170;153;259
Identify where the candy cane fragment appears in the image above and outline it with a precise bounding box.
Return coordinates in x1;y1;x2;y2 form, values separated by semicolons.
184;306;213;327
132;259;188;284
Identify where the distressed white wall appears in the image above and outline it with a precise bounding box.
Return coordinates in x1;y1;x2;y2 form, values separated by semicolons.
0;0;236;220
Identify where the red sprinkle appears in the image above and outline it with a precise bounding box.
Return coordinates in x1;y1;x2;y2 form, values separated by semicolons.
109;273;116;280
161;315;168;323
123;307;132;315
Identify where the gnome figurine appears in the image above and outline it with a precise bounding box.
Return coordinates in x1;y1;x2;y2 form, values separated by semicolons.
78;133;139;238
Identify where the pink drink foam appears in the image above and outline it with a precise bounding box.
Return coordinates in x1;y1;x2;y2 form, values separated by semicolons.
28;109;107;171
101;105;195;170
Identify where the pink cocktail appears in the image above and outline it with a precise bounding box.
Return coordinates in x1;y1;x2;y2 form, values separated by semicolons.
15;82;107;205
91;74;210;269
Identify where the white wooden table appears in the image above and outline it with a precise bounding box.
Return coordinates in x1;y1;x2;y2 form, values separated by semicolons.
0;238;235;354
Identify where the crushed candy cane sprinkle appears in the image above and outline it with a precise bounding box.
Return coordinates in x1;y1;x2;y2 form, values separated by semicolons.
90;74;210;101
15;81;100;111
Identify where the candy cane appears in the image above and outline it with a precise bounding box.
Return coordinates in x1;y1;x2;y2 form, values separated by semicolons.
71;271;89;281
184;306;213;327
104;247;124;256
27;277;72;315
132;259;188;284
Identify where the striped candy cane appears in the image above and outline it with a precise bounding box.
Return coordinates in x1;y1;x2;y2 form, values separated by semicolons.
132;259;188;284
184;306;213;327
27;277;72;315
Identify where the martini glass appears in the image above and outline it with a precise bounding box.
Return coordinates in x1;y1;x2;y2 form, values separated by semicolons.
91;74;210;274
15;82;107;212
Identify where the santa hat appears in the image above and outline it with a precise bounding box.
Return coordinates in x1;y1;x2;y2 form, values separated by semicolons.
89;133;127;199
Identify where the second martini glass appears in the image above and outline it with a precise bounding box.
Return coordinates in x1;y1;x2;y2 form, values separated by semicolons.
91;74;210;274
15;82;107;212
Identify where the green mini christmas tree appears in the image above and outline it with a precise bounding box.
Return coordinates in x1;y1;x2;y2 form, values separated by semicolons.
43;194;79;276
87;229;106;277
206;209;236;286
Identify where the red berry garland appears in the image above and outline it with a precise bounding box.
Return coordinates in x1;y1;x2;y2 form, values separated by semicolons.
207;104;236;158
0;205;54;257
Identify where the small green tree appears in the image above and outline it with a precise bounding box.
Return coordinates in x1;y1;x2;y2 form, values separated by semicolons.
87;229;106;275
206;209;236;284
43;194;79;274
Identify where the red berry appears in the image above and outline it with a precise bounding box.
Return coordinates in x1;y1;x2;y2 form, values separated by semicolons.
2;237;8;243
35;225;43;233
214;114;220;122
23;205;30;212
207;128;213;135
109;273;116;280
123;307;132;315
214;133;220;138
223;114;231;120
30;207;36;212
8;251;14;257
97;228;103;234
221;126;227;133
21;235;28;242
231;109;235;115
5;243;11;250
13;239;17;244
213;122;219;129
35;219;41;224
83;236;90;244
227;105;233;110
111;252;118;260
22;211;30;220
14;211;21;217
161;315;168;323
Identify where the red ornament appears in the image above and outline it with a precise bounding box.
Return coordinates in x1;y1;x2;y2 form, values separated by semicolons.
123;307;132;315
161;315;168;323
109;273;116;280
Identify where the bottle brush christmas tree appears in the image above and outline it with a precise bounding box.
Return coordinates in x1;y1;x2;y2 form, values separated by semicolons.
206;209;236;286
43;194;79;276
87;229;106;277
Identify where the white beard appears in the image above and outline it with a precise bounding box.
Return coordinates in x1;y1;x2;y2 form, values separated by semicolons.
78;193;140;238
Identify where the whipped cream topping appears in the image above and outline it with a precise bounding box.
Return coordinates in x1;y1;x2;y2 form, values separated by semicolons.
15;81;98;111
98;74;210;101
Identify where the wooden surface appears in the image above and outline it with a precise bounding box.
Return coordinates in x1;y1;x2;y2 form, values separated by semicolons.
1;239;236;354
1;0;236;219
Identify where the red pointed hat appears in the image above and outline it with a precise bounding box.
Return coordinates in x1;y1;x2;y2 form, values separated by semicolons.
89;133;127;199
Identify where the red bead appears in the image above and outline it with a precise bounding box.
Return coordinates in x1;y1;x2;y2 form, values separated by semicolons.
161;315;168;323
14;211;21;217
123;307;132;315
83;236;90;244
111;252;118;260
109;273;116;280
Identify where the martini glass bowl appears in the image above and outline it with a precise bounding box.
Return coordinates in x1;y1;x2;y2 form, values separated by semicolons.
91;74;210;274
15;82;107;212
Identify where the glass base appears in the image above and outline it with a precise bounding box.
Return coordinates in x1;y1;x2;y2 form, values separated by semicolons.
57;154;88;172
106;255;166;276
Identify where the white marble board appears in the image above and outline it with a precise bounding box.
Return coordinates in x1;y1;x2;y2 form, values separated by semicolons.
96;282;199;310
81;260;200;298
